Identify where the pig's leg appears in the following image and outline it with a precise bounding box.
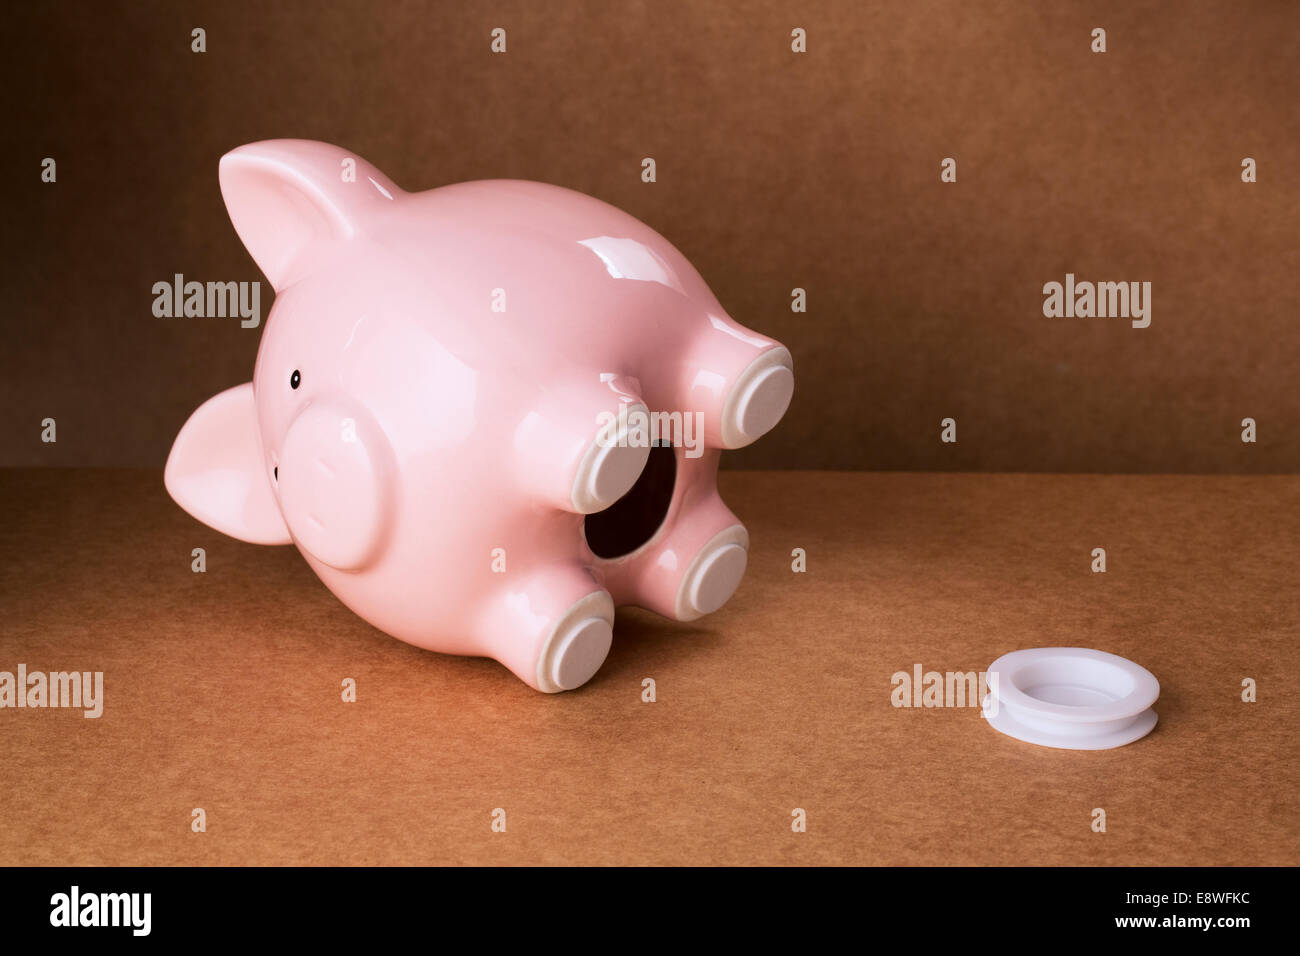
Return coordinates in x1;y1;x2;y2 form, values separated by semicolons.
513;376;653;514
476;561;616;693
671;317;794;451
592;448;750;622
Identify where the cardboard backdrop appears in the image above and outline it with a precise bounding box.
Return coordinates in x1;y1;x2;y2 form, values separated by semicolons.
3;0;1298;472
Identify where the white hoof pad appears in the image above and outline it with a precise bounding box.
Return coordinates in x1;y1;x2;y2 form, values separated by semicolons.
572;403;652;513
548;617;613;691
675;525;750;621
536;591;615;693
722;348;794;449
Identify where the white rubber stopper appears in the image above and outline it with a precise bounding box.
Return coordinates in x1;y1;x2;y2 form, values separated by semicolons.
721;348;794;448
982;647;1159;750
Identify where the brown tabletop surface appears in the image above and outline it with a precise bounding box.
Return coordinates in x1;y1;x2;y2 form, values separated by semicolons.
1;468;1295;866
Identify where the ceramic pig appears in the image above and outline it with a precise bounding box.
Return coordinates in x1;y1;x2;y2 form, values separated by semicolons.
165;140;794;692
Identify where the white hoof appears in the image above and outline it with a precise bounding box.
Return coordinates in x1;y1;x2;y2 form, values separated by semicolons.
571;403;652;513
675;525;750;621
721;348;794;449
537;591;615;692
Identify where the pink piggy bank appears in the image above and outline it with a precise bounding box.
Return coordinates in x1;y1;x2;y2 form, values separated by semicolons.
165;140;794;692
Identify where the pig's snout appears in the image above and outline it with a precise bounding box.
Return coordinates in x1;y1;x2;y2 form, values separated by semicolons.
277;402;393;570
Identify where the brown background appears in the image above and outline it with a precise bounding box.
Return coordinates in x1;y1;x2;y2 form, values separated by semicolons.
1;1;1297;870
3;0;1299;472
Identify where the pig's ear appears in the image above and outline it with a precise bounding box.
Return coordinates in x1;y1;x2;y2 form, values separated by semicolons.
218;139;403;291
165;383;292;545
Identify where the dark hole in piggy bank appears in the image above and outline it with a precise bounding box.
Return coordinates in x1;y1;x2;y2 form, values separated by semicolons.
584;443;676;559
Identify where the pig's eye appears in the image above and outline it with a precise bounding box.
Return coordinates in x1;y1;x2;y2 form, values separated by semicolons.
290;369;301;390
